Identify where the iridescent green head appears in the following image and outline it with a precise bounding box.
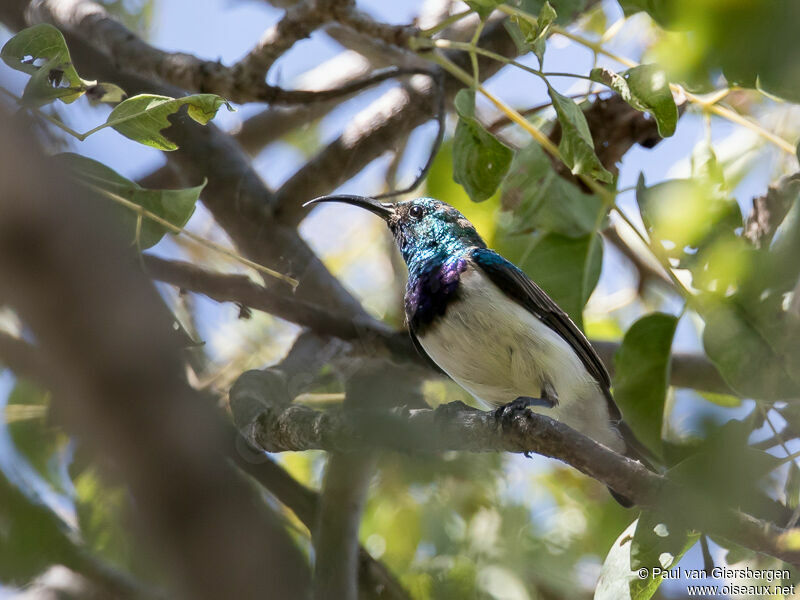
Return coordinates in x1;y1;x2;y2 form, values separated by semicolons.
304;196;486;266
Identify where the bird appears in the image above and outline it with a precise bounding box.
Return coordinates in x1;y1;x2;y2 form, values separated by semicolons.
304;195;653;505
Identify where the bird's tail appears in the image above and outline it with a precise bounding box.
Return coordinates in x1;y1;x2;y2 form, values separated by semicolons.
607;421;661;507
618;421;660;472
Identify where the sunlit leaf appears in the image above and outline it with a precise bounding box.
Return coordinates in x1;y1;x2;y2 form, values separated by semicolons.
452;89;514;202
697;391;741;408
590;65;677;137
502;142;605;237
629;513;699;600
55;153;202;249
548;88;612;183
6;379;69;494
464;0;502;19
519;0;588;24
628;0;800;102
0;24;124;106
512;1;557;65
635;175;742;271
74;468;137;572
613;313;677;454
595;519;637;600
597;514;697;600
105;93;233;150
85;82;128;105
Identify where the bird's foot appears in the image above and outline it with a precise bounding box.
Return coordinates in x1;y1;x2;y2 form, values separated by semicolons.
434;400;479;424
493;396;554;434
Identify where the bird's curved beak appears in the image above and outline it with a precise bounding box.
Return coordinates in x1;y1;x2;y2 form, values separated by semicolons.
303;194;395;221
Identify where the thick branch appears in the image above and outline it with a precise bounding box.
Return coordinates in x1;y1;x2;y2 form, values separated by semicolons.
0;107;311;599
0;331;50;383
274;19;518;225
241;400;800;566
145;255;732;394
142;254;419;364
27;0;417;104
313;452;376;600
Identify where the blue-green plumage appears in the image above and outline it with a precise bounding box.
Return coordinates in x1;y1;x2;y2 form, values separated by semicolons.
304;194;653;506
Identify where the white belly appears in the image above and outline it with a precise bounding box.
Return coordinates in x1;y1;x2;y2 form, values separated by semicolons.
416;266;624;452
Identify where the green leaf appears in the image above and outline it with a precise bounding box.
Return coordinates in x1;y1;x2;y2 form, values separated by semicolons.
629;513;699;600
700;295;800;400
502;142;605;237
7;379;69;493
548;88;612;183
0;469;76;583
512;1;557;65
596;515;698;600
452;89;514;202
613;313;677;455
519;0;588;24
55;153;203;249
595;519;637;600
74;468;137;571
502;232;602;327
697;391;741;408
104;93;233;150
625;0;800;102
0;24;124;106
635;176;741;264
464;0;501;18
668;419;783;508
590;65;678;137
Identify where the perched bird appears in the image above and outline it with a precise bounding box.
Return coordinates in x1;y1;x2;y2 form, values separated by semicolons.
305;195;652;505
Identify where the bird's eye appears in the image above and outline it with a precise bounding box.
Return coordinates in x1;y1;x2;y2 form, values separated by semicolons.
409;205;424;220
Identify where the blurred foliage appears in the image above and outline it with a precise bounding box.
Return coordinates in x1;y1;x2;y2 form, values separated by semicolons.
625;0;800;101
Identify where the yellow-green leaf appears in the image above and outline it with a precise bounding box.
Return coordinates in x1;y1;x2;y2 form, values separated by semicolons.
548;88;612;183
56;153;203;248
104;93;233;150
0;24;124;106
590;65;678;137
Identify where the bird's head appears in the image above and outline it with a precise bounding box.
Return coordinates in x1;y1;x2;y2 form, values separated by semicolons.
304;195;486;265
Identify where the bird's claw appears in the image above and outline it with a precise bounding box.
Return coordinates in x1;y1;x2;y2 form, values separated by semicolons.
493;396;551;432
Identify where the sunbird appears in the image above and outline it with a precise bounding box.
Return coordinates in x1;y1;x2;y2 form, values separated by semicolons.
305;195;652;505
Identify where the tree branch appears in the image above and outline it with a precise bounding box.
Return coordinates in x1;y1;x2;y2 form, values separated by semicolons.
145;255;732;394
0;330;413;600
238;399;800;567
744;172;800;248
0;331;50;384
0;106;311;599
273;19;518;226
313;452;376;600
27;0;418;104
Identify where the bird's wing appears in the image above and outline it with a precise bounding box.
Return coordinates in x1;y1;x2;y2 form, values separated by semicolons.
470;247;619;420
408;329;447;375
